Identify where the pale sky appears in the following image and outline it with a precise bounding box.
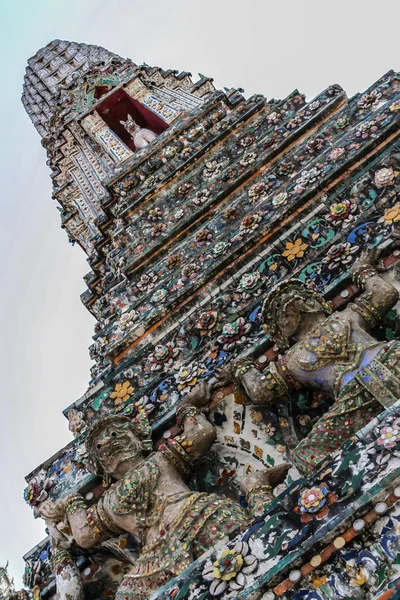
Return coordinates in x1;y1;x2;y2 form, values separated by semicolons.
0;0;399;587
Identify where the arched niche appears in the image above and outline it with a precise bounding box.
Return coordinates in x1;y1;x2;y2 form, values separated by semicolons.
95;88;169;152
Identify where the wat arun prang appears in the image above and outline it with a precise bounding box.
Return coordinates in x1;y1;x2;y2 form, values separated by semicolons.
16;39;400;600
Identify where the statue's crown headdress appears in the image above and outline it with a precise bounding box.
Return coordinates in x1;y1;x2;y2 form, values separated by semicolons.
262;278;332;348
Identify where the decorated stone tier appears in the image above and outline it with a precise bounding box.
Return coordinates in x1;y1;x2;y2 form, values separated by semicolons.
0;565;15;599
16;39;400;599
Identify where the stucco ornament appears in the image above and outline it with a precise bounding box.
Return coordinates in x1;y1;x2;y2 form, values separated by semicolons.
124;395;155;416
239;272;261;299
357;89;382;109
118;310;139;330
151;288;168;303
175;363;203;391
272;191;288;207
203;160;222;179
24;470;55;508
294;483;337;523
294;165;322;193
180;262;200;282
379;204;400;225
213;241;230;257
192;189;210;205
240;151;257;166
239;213;262;235
195;310;219;334
67;409;87;437
110;380;135;406
202;541;258;595
374;166;397;188
322;242;359;269
137;272;158;293
325;199;358;227
150;342;180;372
248;182;268;202
355;119;378;139
376;425;400;449
282;237;309;261
217;317;252;350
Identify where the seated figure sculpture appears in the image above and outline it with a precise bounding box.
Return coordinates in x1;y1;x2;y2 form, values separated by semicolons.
119;114;157;150
39;388;289;600
218;248;400;474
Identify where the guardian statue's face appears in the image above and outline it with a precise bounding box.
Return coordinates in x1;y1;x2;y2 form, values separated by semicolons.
274;291;325;339
92;421;142;477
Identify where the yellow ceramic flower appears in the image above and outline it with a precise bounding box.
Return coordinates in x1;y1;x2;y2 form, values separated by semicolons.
110;380;135;405
213;549;244;581
312;574;327;588
381;204;400;225
282;238;309;261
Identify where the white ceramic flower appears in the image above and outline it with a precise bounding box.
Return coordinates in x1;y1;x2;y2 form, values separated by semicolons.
119;310;139;330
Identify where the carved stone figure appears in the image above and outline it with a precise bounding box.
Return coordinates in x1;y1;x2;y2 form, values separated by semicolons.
38;389;288;600
46;522;84;600
218;248;400;474
119;114;157;150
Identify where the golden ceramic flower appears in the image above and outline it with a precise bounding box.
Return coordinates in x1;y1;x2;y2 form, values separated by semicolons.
110;380;135;405
312;574;327;588
379;204;400;225
213;549;244;581
282;238;309;261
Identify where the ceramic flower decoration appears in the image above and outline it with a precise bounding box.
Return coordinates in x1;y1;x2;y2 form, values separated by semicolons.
175;363;202;391
217;317;252;351
294;483;337;523
374;167;397;188
325;200;357;227
110;380;135;405
150;342;180;371
375;424;400;449
202;541;258;595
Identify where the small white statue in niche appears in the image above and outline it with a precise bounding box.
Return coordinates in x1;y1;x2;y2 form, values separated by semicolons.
120;114;157;149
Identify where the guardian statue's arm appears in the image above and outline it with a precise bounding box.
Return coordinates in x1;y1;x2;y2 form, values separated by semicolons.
39;496;106;549
176;381;217;460
350;248;399;327
215;358;296;406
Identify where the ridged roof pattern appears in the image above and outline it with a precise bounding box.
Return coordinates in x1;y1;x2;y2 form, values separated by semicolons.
22;39;123;137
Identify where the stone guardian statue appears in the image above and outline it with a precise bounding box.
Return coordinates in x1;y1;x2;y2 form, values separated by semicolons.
38;390;288;600
217;248;400;474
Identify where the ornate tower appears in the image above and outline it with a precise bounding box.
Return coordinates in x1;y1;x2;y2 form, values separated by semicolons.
19;39;400;600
